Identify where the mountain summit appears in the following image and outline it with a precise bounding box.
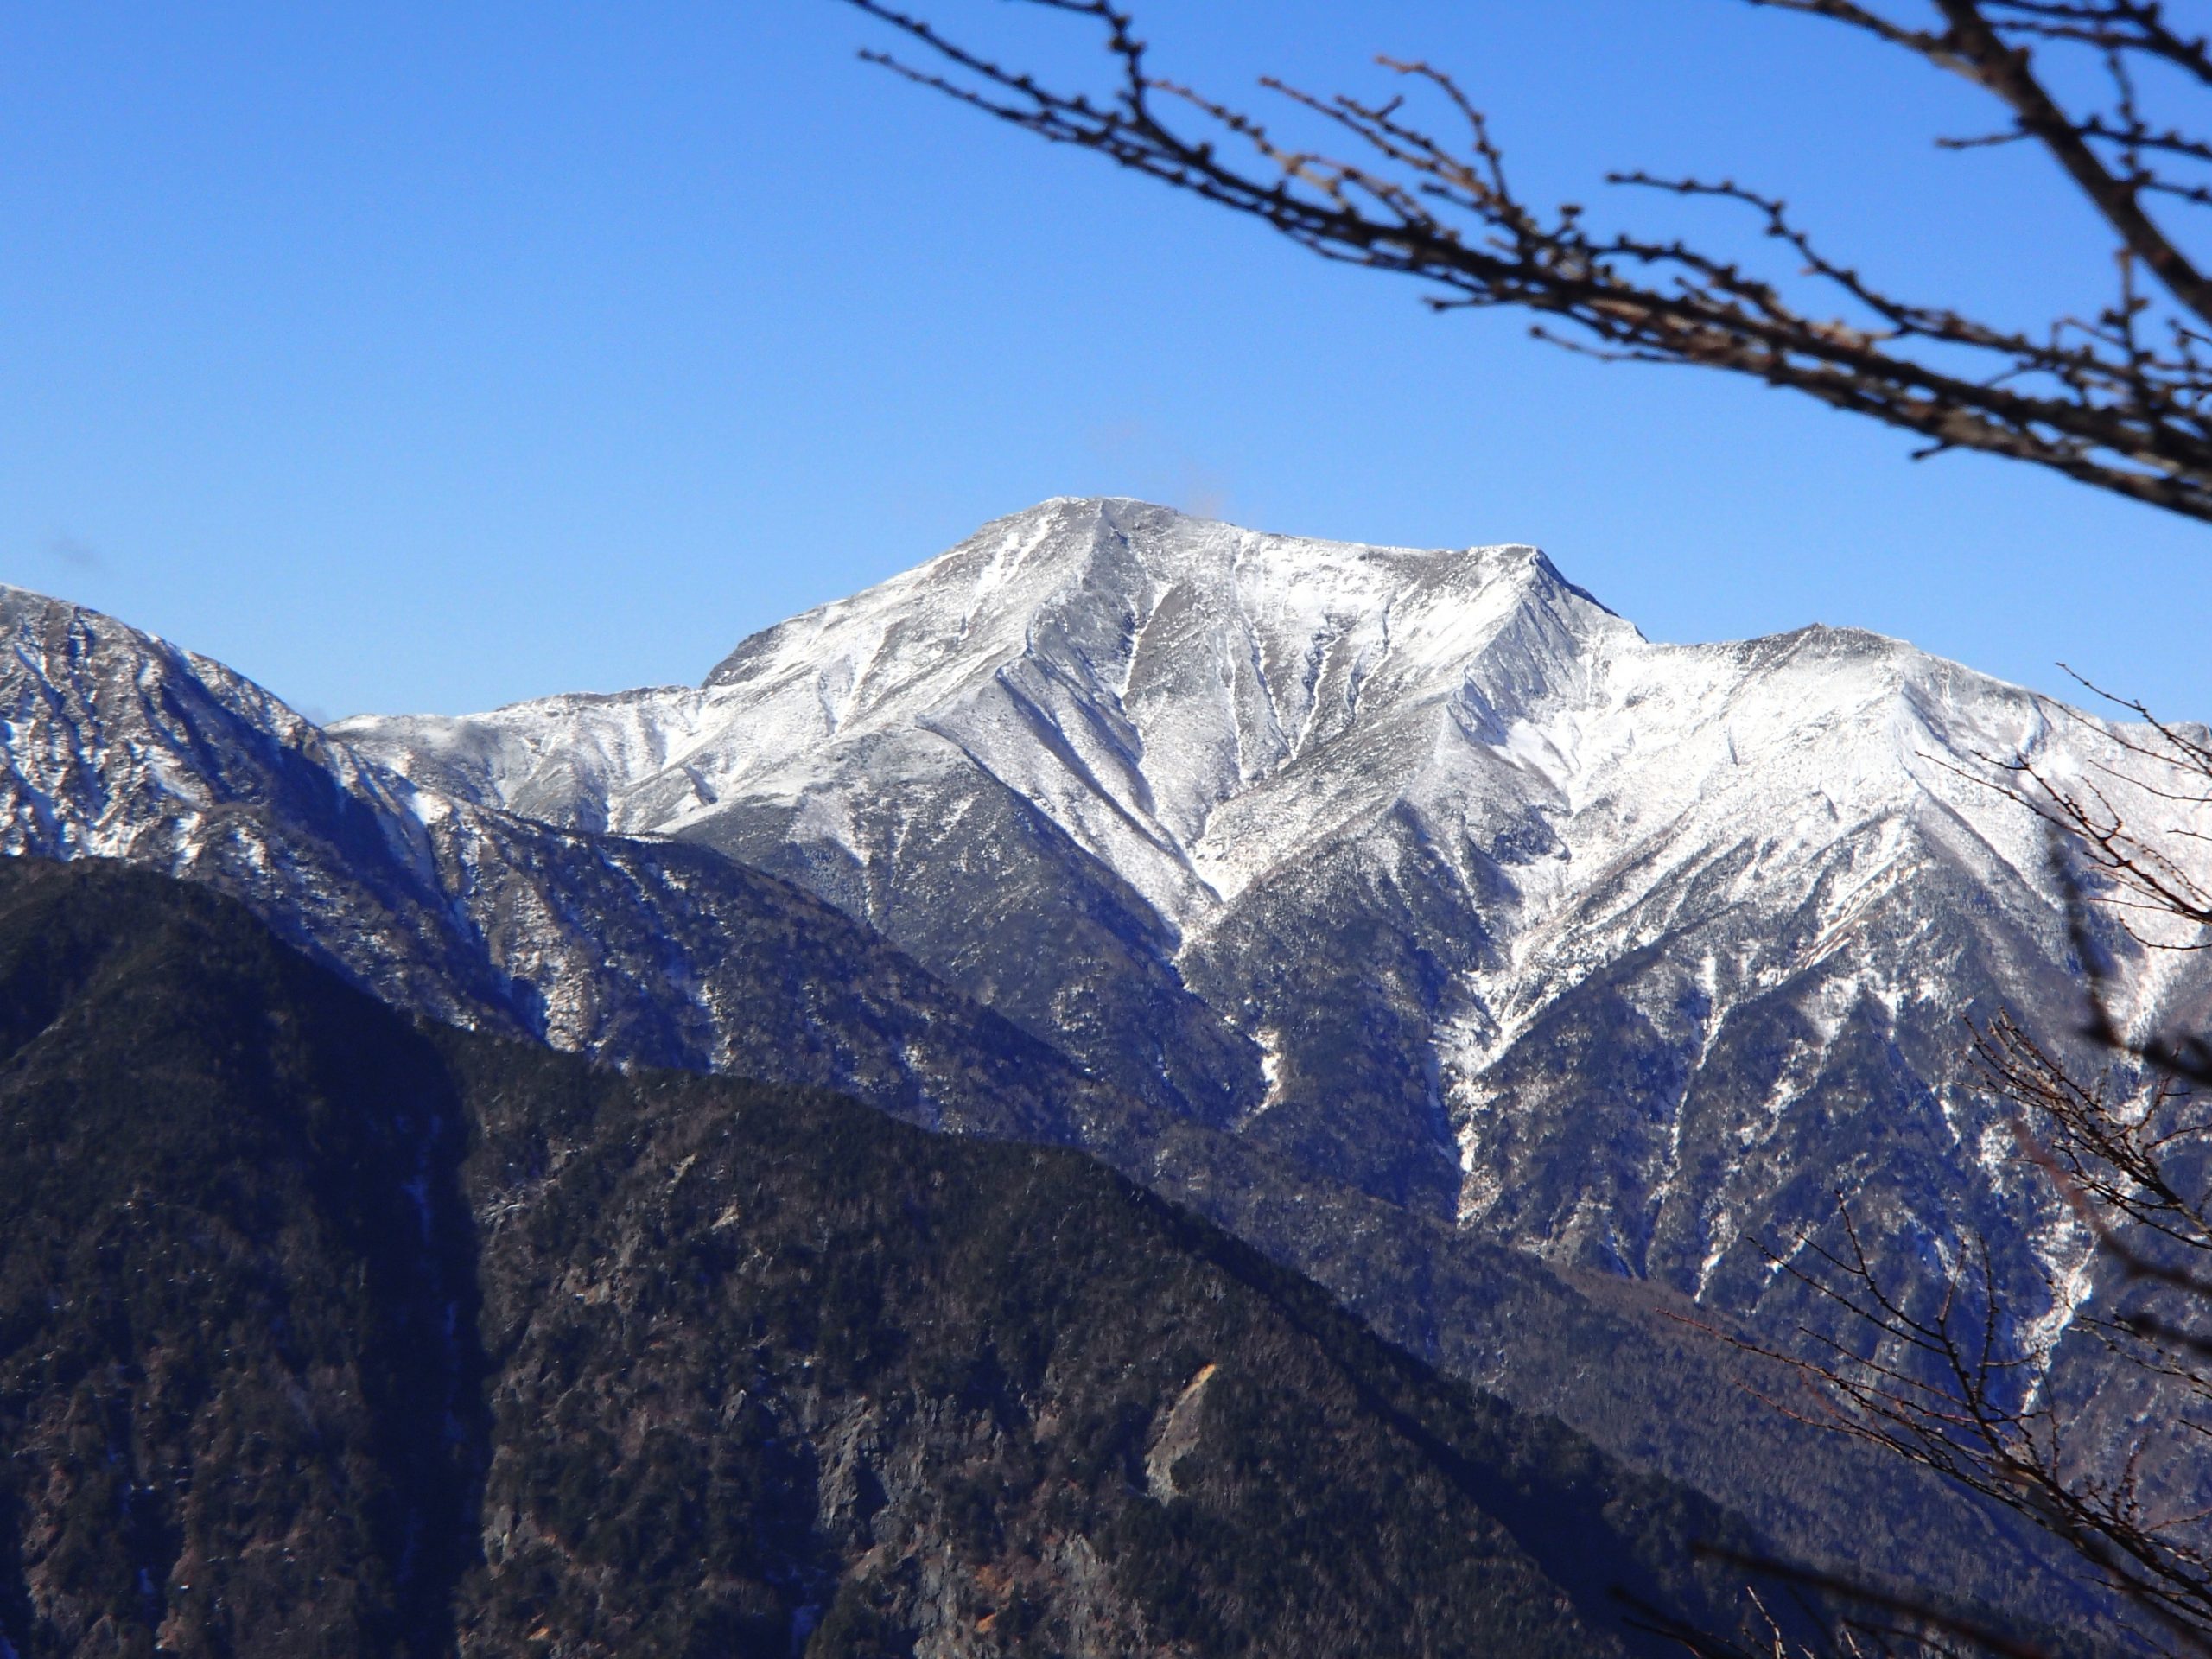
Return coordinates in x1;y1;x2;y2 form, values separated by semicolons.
344;497;1638;929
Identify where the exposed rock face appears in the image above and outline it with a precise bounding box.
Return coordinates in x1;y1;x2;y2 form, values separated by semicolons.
0;857;1768;1659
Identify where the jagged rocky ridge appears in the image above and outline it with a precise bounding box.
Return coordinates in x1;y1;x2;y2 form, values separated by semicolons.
1;502;2183;1630
0;855;1783;1659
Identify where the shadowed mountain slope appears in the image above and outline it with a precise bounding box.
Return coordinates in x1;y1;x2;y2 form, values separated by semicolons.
0;855;1806;1659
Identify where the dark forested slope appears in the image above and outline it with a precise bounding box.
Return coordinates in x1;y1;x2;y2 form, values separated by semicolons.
0;855;1775;1658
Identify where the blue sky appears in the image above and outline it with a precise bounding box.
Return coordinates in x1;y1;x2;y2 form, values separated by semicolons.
3;1;2207;721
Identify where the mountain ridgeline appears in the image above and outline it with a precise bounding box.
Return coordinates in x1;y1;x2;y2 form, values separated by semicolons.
0;855;1777;1658
0;498;2179;1637
343;497;2196;1316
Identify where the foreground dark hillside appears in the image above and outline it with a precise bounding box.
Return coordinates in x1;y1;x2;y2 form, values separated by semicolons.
0;855;1772;1657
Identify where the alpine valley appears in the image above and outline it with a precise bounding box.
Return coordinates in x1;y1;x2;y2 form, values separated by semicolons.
6;497;2204;1652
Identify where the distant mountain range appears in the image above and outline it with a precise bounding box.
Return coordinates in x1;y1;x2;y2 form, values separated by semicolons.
7;496;2187;1637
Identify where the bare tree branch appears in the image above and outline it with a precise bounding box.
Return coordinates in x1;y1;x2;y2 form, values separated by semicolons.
848;0;2212;523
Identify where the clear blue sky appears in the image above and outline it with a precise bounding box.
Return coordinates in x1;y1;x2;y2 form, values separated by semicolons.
3;1;2207;721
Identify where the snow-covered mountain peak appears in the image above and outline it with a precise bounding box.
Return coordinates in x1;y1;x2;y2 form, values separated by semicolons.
325;494;2212;1095
329;499;2084;938
704;496;1628;733
338;499;1666;918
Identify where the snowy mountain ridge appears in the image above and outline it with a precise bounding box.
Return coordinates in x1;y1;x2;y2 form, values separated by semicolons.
340;499;1648;927
15;494;2209;1357
0;576;1134;1147
340;499;2196;1274
338;499;2084;960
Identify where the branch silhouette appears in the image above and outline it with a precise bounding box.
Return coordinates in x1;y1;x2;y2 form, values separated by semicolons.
849;0;2212;522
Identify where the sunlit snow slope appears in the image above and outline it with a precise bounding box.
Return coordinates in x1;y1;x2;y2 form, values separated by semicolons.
342;497;2212;1324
